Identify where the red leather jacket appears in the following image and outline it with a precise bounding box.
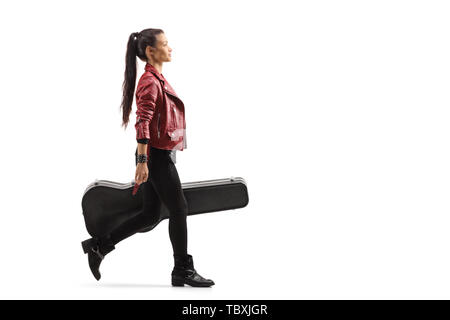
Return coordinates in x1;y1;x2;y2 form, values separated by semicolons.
135;63;187;157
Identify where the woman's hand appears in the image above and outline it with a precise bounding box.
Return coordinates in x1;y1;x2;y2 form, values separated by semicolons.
135;162;149;185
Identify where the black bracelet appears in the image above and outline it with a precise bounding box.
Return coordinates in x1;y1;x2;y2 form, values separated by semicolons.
137;154;148;163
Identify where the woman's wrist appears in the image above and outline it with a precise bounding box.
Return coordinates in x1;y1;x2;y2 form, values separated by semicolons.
137;142;148;158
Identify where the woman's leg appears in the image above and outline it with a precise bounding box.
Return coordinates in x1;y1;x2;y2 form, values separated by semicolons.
147;147;189;256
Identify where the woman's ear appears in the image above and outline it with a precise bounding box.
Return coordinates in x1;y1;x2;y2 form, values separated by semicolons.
145;46;153;58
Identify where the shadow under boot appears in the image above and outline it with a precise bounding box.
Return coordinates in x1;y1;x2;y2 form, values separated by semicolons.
81;235;115;281
171;254;215;287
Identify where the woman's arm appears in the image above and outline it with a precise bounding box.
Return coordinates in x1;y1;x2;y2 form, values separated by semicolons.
135;78;158;149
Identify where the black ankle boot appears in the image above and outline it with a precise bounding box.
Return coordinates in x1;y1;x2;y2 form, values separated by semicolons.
81;236;115;281
171;254;215;287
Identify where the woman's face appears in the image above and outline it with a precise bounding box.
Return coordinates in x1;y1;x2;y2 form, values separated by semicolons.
146;33;172;64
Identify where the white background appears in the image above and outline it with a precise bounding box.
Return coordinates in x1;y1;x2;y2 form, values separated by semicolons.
0;0;449;299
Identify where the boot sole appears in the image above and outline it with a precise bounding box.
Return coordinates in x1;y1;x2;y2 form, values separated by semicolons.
172;276;215;287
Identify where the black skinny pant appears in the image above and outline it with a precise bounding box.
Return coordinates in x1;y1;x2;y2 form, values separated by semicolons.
109;146;189;256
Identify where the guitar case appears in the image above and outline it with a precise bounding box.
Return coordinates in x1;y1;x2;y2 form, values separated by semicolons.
81;176;249;238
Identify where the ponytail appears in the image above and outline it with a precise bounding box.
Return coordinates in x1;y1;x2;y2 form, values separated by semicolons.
120;28;164;129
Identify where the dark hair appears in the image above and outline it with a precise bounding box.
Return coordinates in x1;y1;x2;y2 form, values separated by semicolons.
120;28;164;129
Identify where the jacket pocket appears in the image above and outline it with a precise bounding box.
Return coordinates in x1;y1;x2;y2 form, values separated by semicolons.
167;128;182;141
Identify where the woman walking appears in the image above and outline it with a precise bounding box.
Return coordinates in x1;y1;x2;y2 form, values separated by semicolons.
82;28;214;287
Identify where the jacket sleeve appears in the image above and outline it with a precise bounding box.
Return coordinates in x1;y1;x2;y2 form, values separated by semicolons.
135;78;158;143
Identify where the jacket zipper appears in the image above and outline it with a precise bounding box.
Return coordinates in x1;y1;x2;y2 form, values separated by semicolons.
157;113;160;139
